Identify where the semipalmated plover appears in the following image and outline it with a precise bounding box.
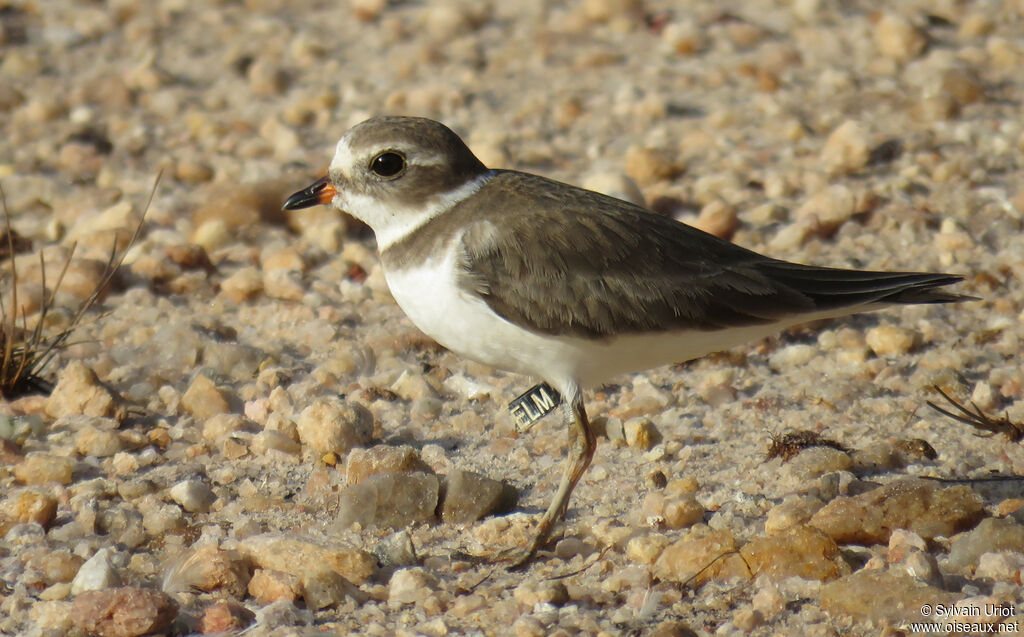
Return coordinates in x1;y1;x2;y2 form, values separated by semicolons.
284;116;969;566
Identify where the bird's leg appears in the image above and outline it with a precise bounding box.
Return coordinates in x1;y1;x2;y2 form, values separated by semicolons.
511;394;596;568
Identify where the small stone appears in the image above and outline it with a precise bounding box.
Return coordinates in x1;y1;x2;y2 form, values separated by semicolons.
887;528;928;563
732;607;763;631
875;14;927;62
581;172;645;206
57;142;105;181
471;512;536;550
947;517;1024;573
75;422;125;458
71;587;178;637
4;488;59;527
553;536;592;560
202;413;248;443
71;548;123;594
389;567;438;605
911;94;959;123
764;495;825;535
958;13;994;39
663;496;705;529
665;477;699;496
941;68;985;106
975;551;1024;582
821;120;870;175
794;185;857;234
653;526;750;586
259;116;300;159
239;532;377;585
740;525;850;582
626;532;671;564
449;593;487;618
512;615;545;637
768;220;815;252
181;374;231;419
693;200;738;239
247;59;289;96
623;418;660;450
661;19;705;55
262;268;304;300
390;369;439;401
337;472;439;529
513;579;569;607
302;570;364;610
851;441;902;471
174;159;215;184
902;550;944;587
998;498;1024;517
251;430;302;456
45;361;119;420
296;398;374;456
809;478;984;545
140;501;185;535
781;447;854;481
345;445;431;485
253;599;313;627
352;0;387;21
197;599;255;634
865;324;919;356
97;507;146;548
221;266;264;302
440;469;515;524
624;146;682;186
168;479;216;513
28;549;84;586
752;581;785;618
248;568;302;605
371;530;419;567
14;452;75;485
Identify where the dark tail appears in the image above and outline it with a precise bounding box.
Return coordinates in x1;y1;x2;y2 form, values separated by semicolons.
760;261;975;311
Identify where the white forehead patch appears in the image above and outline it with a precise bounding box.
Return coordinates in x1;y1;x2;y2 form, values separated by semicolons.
329;135;357;178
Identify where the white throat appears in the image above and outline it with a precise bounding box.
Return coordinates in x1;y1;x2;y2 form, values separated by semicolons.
339;170;495;252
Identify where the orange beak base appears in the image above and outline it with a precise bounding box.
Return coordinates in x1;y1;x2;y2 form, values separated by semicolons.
282;176;337;210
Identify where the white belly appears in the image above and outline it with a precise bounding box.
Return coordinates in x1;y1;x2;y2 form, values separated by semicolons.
383;249;821;399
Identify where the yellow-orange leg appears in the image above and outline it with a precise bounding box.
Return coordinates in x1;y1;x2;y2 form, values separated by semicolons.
510;395;596;569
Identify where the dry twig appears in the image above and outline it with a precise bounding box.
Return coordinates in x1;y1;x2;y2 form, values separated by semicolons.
926;385;1022;442
0;177;155;398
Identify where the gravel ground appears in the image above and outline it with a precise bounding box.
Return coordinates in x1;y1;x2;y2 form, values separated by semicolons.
1;0;1023;635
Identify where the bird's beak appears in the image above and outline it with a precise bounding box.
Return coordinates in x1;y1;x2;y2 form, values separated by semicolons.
282;176;337;210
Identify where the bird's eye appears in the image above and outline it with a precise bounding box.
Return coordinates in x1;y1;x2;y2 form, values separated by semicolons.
370;152;405;177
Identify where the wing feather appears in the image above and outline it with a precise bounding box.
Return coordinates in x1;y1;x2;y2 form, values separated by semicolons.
451;172;964;339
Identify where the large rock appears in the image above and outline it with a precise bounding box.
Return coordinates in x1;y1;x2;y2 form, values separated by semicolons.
337;471;439;530
653;525;751;586
71;587;178;637
345;445;431;485
45;361;120;420
809;478;984;545
820;570;958;625
238;532;376;585
947;517;1024;573
740;525;851;582
296;398;373;456
439;469;516;524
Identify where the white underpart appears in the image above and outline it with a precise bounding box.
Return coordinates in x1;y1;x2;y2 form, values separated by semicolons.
384;242;871;402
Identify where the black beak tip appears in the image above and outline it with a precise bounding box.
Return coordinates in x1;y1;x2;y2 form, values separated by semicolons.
282;176;330;211
282;190;314;211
